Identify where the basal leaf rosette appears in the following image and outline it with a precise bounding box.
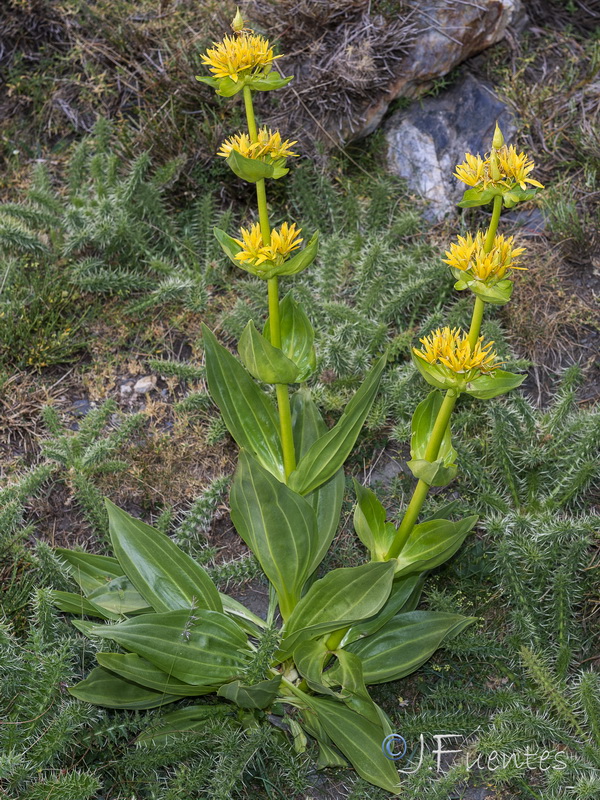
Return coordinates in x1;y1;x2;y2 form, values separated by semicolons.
197;31;292;97
443;232;526;305
455;145;544;209
214;221;319;280
412;326;524;398
218;128;298;182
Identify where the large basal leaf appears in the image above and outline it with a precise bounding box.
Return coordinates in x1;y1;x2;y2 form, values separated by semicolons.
49;590;120;621
238;320;299;384
106;500;221;614
87;575;152;616
288;355;386;496
339;610;475;684
220;593;267;634
202;324;284;479
55;549;124;595
96;652;216;697
217;676;282;709
73;609;251;686
291;389;344;577
303;696;401;795
230;450;318;620
69;667;181;709
137;704;233;746
264;294;316;382
343;573;424;646
394;515;477;577
280;561;396;656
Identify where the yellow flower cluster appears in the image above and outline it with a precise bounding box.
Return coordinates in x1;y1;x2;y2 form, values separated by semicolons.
201;33;280;83
234;222;303;267
414;327;500;374
443;232;526;282
454;146;544;191
218;128;298;161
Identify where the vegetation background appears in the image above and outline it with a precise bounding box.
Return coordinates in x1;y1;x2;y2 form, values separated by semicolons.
1;1;599;798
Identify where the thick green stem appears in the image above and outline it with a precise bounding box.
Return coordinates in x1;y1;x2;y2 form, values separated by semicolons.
483;194;502;254
468;296;485;350
243;85;296;479
387;391;458;559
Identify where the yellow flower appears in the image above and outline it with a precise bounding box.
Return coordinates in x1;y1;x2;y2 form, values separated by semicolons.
454;153;491;188
201;33;280;83
443;232;527;282
217;128;298;161
234;222;303;268
497;145;544;190
454;147;544;192
413;327;500;374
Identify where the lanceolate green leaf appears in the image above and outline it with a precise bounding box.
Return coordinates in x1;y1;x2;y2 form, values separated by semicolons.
339;611;476;684
280;561;396;656
73;609;251;686
303;696;401;795
202;324;284;479
106;500;222;614
394;515;477;577
343;574;424;646
407;390;457;487
289;355;386;495
238;320;299;384
87;575;152;615
55;548;124;595
49;590;120;621
96;652;216;697
69;667;181;709
230;450;318;619
291;389;344;577
137;705;233;746
217;676;282;709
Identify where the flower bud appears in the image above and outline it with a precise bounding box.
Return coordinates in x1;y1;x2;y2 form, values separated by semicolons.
492;122;504;150
231;7;245;32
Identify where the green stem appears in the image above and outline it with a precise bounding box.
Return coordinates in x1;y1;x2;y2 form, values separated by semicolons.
387;391;458;559
483;194;502;254
243;85;296;479
468;296;485;350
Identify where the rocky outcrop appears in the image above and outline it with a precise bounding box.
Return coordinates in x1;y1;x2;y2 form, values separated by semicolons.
384;73;516;220
350;0;523;142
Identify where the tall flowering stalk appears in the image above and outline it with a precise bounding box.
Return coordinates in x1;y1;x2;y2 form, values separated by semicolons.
51;12;544;796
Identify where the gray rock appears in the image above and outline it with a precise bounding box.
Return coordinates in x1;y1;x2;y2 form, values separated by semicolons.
133;375;157;394
384;73;516;220
348;0;523;142
119;382;133;397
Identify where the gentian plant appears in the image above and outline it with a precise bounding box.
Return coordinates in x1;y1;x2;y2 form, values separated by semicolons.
52;12;544;794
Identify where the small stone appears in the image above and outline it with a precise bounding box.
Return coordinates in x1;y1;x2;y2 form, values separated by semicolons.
120;383;133;396
133;375;157;394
